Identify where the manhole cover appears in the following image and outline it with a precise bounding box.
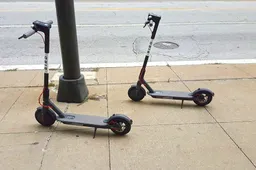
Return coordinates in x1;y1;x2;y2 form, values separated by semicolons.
153;41;179;49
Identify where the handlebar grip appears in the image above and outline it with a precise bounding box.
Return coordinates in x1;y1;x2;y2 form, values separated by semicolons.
45;20;53;25
18;29;36;39
143;21;149;28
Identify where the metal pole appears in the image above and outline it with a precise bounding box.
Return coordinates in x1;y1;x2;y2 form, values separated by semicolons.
55;0;88;103
55;0;81;79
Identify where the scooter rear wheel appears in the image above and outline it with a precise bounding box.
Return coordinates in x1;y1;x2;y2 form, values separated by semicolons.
128;86;146;101
193;91;213;106
109;118;131;136
35;107;56;126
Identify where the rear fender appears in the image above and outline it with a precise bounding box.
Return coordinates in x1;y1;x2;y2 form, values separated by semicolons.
192;88;214;97
105;114;133;125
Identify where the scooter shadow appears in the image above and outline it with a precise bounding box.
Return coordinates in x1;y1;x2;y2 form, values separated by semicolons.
30;124;131;139
54;126;130;139
126;100;201;109
54;127;109;138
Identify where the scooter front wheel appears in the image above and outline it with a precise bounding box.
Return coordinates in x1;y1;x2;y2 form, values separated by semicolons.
128;86;146;101
35;107;56;126
193;91;213;106
109;118;131;135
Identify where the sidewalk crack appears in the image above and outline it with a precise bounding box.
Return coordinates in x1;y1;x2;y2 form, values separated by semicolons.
132;37;139;55
190;35;210;60
233;65;255;78
28;70;40;87
39;104;68;170
38;128;56;170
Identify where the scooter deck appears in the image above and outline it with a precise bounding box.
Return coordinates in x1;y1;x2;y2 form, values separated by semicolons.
148;90;193;100
57;113;108;128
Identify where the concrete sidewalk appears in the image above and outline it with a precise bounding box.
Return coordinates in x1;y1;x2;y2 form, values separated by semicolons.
0;63;256;170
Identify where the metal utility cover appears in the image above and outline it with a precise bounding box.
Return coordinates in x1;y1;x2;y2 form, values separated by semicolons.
153;41;179;49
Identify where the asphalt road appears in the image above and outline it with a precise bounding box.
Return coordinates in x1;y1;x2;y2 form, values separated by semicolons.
0;1;256;65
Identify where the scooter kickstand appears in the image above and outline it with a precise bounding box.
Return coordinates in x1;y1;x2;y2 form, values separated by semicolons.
181;100;184;109
93;128;97;139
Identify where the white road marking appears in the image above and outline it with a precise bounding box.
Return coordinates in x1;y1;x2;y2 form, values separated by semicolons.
1;21;256;28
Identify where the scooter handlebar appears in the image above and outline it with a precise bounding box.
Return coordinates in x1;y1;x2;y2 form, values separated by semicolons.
143;21;150;28
143;13;161;39
18;28;36;39
18;20;53;39
143;13;161;28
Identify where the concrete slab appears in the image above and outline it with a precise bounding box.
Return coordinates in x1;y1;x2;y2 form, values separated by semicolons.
106;66;179;84
170;64;251;80
221;121;256;167
234;64;256;78
0;87;67;133
108;82;215;126
29;70;56;87
110;124;255;170
0;70;38;87
0;88;24;120
57;85;108;131
41;131;109;170
184;79;256;122
0;132;52;170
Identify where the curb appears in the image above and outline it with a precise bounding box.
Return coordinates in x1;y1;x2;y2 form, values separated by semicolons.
0;59;256;71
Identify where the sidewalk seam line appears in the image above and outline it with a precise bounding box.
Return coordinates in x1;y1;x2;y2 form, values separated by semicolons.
0;77;255;90
219;120;256;124
106;68;112;170
132;122;217;127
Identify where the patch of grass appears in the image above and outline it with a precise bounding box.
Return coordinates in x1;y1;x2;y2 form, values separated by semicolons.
91;68;99;72
5;68;18;71
49;68;60;71
48;82;56;87
81;67;100;72
76;93;106;106
88;94;106;101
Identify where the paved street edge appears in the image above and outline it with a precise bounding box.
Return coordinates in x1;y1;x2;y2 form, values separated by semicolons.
0;59;256;71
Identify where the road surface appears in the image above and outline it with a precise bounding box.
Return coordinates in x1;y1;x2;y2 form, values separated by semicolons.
0;1;256;65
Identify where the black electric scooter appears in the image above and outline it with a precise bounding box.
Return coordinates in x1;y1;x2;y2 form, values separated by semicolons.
19;20;132;138
128;13;214;108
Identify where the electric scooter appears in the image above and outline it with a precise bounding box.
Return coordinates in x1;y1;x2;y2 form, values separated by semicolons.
19;20;133;138
128;13;214;108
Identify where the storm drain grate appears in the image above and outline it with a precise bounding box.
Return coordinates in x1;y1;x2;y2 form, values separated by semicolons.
153;41;179;49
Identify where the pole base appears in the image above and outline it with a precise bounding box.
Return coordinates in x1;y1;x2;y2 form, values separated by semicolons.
57;74;89;103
